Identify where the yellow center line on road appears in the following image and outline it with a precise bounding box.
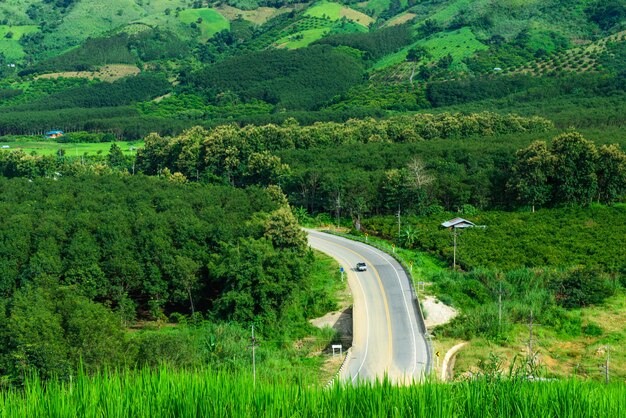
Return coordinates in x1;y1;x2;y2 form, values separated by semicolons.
320;239;394;373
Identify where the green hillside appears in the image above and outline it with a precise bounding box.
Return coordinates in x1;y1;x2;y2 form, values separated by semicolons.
0;0;623;135
177;8;230;42
373;26;488;70
272;2;372;49
0;25;39;61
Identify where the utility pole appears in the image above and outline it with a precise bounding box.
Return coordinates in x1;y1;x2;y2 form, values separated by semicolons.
452;227;457;270
604;345;610;384
251;325;258;387
335;192;341;229
397;206;401;242
498;280;502;329
528;309;534;361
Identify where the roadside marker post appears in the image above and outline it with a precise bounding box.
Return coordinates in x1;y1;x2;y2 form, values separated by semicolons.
410;260;413;272
392;243;395;253
332;344;343;357
340;267;344;282
365;233;368;242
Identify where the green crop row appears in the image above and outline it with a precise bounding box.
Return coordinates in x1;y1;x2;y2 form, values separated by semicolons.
0;368;622;417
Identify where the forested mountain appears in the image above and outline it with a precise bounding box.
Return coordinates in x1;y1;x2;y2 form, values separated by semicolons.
0;0;623;134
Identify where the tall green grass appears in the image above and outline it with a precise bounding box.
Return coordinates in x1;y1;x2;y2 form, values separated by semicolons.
0;368;622;417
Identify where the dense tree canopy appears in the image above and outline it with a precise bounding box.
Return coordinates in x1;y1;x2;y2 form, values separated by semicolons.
0;175;311;325
509;133;626;207
186;45;364;110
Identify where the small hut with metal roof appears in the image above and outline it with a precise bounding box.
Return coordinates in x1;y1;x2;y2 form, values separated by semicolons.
441;217;476;230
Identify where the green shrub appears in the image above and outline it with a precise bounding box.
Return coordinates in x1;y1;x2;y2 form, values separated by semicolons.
582;323;603;336
549;268;616;309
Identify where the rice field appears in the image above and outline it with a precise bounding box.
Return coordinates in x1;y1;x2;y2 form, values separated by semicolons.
0;368;622;417
0;141;144;156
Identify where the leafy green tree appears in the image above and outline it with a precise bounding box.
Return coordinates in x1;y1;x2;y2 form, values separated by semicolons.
63;229;106;298
549;268;615;308
107;143;126;170
406;46;430;63
245;151;290;186
380;169;407;213
3;281;70;380
417;19;441;37
172;126;205;180
213;238;307;327
137;132;172;174
2;279;125;379
508;141;554;212
586;0;626;31
264;207;307;254
550;133;598;206
596;144;626;204
437;53;454;70
170;255;201;316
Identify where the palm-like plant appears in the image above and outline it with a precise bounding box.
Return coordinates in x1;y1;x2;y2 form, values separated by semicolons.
401;226;419;248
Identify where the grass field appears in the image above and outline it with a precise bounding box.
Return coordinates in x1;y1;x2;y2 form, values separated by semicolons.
360;0;409;16
419;0;473;26
35;64;141;82
373;27;488;70
216;5;289;25
305;1;373;28
0;1;39;25
178;8;230;41
0;140;144;156
271;1;371;49
0;25;39;61
45;0;145;52
34;0;197;54
0;25;39;39
276;28;330;49
0;40;25;61
362;0;390;15
386;13;417;27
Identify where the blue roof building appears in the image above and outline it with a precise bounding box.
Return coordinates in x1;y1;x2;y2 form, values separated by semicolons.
45;130;65;139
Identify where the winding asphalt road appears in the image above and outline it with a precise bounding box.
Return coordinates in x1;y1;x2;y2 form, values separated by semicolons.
307;229;431;384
